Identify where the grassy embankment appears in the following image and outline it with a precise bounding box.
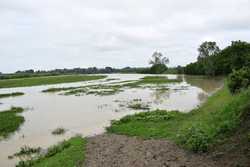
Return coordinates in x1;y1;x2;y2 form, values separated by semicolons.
107;85;250;152
16;136;86;167
0;107;24;138
0;75;106;88
0;92;24;98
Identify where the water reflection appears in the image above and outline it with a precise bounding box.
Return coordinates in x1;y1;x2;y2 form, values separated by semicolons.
184;75;224;93
151;89;170;104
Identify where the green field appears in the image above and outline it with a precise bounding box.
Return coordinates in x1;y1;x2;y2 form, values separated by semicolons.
107;85;250;152
17;137;86;167
0;92;24;98
0;107;24;138
0;75;106;88
124;76;182;87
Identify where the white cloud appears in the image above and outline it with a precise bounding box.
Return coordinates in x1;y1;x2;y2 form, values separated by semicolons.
0;0;250;72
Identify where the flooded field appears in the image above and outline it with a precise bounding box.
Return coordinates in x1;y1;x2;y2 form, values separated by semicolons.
0;74;223;166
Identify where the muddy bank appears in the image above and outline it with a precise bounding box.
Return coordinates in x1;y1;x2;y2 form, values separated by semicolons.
83;134;216;167
83;112;250;167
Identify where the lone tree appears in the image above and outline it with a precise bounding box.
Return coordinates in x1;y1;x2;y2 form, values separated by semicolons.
198;41;220;76
149;51;169;74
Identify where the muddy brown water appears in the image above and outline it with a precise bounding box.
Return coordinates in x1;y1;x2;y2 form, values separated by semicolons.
0;74;223;167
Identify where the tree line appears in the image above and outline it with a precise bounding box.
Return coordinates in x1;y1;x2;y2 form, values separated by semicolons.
184;41;250;76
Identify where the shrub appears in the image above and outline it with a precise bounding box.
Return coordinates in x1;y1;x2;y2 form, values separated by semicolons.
149;64;168;74
178;125;211;152
228;67;250;93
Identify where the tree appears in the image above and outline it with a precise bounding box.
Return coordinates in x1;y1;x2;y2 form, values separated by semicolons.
198;41;220;59
197;41;220;76
148;51;169;74
149;51;169;65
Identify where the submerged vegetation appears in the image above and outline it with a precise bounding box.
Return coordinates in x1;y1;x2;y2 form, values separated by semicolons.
108;85;250;152
42;75;180;97
124;76;182;88
0;92;24;98
52;127;66;135
127;99;150;110
0;107;24;138
0;75;106;88
16;136;86;167
8;146;41;160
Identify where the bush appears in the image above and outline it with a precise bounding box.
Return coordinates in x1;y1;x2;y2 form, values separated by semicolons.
149;64;168;74
228;67;250;93
178;125;211;152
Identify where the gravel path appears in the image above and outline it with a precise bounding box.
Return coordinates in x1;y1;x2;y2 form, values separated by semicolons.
83;134;216;167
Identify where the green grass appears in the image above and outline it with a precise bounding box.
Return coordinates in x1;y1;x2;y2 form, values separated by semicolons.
0;107;24;138
17;136;86;167
107;85;250;152
0;75;106;88
124;76;182;87
0;92;24;98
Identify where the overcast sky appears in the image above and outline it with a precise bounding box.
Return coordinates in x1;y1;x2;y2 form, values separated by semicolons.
0;0;250;72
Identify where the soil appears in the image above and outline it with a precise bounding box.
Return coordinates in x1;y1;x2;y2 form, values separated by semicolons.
84;134;215;167
83;112;250;167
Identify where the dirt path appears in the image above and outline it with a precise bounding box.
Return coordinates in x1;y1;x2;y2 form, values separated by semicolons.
83;112;250;167
83;134;216;167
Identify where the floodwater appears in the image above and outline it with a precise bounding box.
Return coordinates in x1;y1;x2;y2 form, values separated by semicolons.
0;74;223;166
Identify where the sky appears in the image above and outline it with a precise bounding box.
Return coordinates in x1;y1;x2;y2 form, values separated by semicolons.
0;0;250;73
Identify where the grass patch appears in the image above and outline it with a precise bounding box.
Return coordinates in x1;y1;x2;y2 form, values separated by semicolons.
0;107;24;138
0;75;106;88
42;87;81;93
16;136;86;167
107;85;250;152
124;76;181;88
0;92;24;98
52;128;66;135
63;84;123;96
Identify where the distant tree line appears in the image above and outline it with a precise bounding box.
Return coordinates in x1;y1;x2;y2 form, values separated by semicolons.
0;67;150;80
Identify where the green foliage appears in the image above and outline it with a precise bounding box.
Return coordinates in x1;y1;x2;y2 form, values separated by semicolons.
16;136;86;167
185;40;250;76
0;75;106;88
0;107;24;138
149;64;167;74
111;110;181;124
178;126;210;152
198;41;220;59
108;85;250;152
228;67;250;93
147;51;169;74
0;92;24;98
